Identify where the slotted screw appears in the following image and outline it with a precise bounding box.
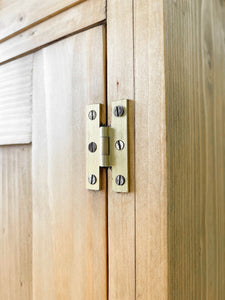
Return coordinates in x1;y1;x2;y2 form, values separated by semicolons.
88;174;97;185
115;175;125;186
88;110;97;120
88;142;97;153
113;106;124;117
115;140;125;150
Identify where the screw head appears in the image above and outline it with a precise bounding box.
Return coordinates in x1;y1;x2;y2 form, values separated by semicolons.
88;174;97;185
115;175;125;186
113;106;124;117
88;142;97;153
115;140;125;150
88;110;97;120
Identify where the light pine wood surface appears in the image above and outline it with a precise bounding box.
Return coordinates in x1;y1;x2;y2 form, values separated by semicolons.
134;0;168;299
0;0;224;299
0;0;85;42
0;55;33;145
0;145;32;300
107;1;135;299
0;0;105;65
32;26;107;300
165;0;225;299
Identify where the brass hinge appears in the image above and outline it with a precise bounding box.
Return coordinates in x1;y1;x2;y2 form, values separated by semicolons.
86;99;129;193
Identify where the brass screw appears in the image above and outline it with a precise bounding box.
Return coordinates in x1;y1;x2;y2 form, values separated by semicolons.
88;110;97;120
115;175;125;186
88;174;97;185
113;106;124;117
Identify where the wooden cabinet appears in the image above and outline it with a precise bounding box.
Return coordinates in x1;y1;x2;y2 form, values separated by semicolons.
0;1;224;299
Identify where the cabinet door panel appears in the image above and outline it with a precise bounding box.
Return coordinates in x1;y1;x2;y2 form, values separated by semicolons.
32;26;107;299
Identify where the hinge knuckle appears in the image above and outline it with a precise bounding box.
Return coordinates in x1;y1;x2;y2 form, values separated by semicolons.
100;127;110;167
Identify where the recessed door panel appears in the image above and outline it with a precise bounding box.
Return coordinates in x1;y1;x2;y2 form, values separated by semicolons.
32;26;107;299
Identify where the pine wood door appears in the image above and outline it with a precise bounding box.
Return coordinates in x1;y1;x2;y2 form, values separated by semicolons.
0;24;107;300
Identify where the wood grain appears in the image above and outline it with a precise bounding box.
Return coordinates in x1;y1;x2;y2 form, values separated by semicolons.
134;0;168;299
107;1;135;299
0;55;33;145
0;145;32;300
0;0;106;65
32;25;107;300
164;0;225;299
0;0;85;42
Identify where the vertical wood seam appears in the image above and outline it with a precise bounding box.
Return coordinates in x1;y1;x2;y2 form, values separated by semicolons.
132;0;137;299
